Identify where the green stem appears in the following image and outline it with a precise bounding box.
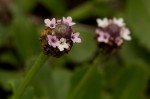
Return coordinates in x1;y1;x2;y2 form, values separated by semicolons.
68;55;101;99
13;52;48;99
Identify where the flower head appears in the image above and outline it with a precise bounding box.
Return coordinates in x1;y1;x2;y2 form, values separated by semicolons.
40;16;81;57
95;18;131;53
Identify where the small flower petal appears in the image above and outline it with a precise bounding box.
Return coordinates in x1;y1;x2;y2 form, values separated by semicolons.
71;32;81;43
113;18;125;27
44;18;56;29
67;16;72;21
96;18;109;28
51;18;56;23
44;19;51;27
47;35;59;48
57;38;69;51
49;18;56;28
120;28;131;40
97;31;110;43
63;16;76;26
57;19;61;24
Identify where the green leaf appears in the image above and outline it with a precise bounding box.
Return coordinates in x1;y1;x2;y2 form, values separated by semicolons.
68;25;97;62
31;62;71;99
92;0;113;17
67;1;93;21
67;1;112;21
113;61;149;99
9;78;36;99
52;69;71;99
0;25;10;46
15;0;37;13
119;42;143;65
10;59;71;99
0;52;19;67
0;70;22;90
125;0;150;51
10;15;40;60
40;0;66;15
69;65;103;99
22;86;35;99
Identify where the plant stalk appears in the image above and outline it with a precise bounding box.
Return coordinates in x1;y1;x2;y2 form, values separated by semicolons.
68;54;101;99
13;52;48;99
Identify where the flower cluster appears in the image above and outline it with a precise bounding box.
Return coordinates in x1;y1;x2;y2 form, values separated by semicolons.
39;16;81;57
95;18;131;53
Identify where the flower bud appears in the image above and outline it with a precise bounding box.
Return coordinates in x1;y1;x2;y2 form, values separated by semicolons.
39;16;81;57
95;18;131;53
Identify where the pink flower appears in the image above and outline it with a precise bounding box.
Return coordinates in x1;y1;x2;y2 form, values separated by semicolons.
57;38;69;51
97;31;110;43
44;18;56;29
47;35;59;48
63;16;76;26
115;37;123;46
71;32;81;43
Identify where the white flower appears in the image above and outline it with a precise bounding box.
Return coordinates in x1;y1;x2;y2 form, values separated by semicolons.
47;35;59;48
57;38;69;51
97;31;110;43
71;32;81;43
96;18;109;28
63;16;76;26
56;19;61;25
113;18;125;27
44;18;56;28
120;28;131;40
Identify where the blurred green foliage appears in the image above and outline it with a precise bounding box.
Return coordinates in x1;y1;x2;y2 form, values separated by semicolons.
0;0;150;99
